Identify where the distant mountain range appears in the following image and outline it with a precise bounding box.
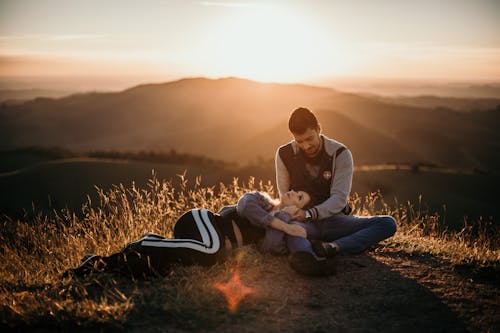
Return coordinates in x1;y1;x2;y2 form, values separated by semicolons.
0;89;74;105
1;77;499;170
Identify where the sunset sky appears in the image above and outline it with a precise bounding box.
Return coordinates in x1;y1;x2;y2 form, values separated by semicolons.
1;0;500;86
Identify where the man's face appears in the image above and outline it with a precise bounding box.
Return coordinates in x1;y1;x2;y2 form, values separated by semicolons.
293;127;322;158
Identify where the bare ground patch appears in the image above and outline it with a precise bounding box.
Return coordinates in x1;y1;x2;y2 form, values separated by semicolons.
4;246;497;332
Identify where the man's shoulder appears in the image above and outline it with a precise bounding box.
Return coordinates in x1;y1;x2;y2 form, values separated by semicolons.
321;135;349;155
276;140;297;155
277;140;295;149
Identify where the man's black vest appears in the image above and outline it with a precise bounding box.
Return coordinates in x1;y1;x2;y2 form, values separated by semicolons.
279;139;346;207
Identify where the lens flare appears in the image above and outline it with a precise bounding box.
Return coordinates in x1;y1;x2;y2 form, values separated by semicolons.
214;264;254;313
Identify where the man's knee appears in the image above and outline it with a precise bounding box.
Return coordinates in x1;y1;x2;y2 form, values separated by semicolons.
382;215;397;236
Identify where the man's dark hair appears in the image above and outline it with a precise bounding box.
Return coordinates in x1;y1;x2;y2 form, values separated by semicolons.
288;107;320;134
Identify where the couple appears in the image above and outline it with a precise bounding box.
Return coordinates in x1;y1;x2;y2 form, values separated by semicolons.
66;108;396;277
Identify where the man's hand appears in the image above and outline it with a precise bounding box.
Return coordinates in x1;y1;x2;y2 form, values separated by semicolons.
292;209;307;222
285;224;307;238
282;205;300;216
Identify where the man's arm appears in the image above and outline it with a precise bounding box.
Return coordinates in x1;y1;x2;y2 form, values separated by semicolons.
275;149;290;197
306;149;353;221
269;218;307;238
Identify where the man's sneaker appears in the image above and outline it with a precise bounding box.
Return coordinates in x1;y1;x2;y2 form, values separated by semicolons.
288;251;336;276
80;253;98;264
310;240;338;258
63;254;102;278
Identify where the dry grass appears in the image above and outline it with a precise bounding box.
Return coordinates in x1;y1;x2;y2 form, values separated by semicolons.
357;192;500;268
0;172;498;330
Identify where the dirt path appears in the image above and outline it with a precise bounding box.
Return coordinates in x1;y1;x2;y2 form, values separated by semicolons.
123;248;498;333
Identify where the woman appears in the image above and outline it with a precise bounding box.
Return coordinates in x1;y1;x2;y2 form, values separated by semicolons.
236;191;338;276
235;190;309;255
64;190;313;278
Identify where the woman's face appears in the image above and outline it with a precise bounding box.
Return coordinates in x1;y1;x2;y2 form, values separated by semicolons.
281;190;310;209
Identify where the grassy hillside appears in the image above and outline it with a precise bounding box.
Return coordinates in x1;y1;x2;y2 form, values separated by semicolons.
1;77;499;169
1;175;498;331
374;95;500;112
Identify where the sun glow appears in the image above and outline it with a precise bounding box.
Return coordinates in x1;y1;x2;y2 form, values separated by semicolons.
2;1;499;83
196;5;344;82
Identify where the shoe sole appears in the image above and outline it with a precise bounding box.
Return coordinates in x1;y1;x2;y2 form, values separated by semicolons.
311;241;337;258
289;251;336;276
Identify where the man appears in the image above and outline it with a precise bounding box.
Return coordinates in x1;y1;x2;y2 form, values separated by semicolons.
275;107;397;275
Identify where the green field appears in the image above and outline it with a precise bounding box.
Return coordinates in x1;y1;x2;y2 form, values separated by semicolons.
353;169;499;227
0;158;238;215
1;157;498;229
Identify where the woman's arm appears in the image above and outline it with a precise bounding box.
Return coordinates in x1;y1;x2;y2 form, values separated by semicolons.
269;218;307;238
236;192;306;238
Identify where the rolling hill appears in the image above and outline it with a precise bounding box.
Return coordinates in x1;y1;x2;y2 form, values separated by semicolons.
1;77;499;170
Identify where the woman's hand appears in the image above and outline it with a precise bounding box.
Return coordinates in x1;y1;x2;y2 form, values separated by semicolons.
284;224;307;238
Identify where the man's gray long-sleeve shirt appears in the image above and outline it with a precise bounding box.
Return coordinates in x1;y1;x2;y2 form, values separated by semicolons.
275;134;353;220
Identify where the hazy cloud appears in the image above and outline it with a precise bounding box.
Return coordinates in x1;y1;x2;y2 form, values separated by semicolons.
0;34;107;42
48;34;108;41
0;35;43;41
199;1;273;9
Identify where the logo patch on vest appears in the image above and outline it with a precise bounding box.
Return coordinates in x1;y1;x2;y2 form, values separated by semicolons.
323;171;332;180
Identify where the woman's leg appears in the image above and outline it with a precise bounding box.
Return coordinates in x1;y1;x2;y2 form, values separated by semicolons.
67;209;225;278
